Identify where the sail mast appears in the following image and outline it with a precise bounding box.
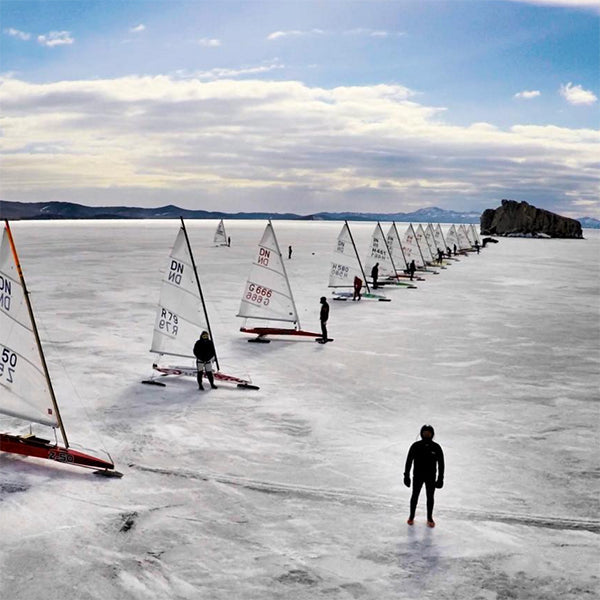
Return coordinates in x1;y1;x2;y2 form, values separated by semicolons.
345;220;370;293
409;223;427;267
392;222;409;269
179;217;220;371
268;219;301;330
3;220;69;448
377;221;398;280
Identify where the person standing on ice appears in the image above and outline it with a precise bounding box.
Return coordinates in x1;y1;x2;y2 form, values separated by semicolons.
319;296;330;342
193;331;218;390
403;424;445;527
371;262;379;289
288;245;292;259
408;260;416;281
353;275;363;301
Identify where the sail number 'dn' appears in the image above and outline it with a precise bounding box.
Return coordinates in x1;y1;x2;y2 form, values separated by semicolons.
168;260;184;285
0;346;17;383
0;274;12;311
245;282;272;306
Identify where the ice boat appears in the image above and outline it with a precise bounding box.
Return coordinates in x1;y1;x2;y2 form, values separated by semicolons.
0;220;122;476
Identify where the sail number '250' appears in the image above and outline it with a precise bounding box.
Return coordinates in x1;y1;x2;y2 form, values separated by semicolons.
245;282;272;306
0;346;17;383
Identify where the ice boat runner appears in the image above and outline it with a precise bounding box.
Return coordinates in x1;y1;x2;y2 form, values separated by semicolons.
145;218;258;388
238;221;321;342
329;221;390;301
364;222;416;289
0;220;122;476
214;219;229;247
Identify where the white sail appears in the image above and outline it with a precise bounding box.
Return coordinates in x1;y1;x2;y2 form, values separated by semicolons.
0;226;58;428
364;223;396;278
401;224;425;268
457;224;472;250
470;223;482;245
151;227;209;359
434;223;448;254
329;222;367;288
238;222;299;325
386;223;408;271
213;219;228;246
446;224;460;253
464;223;475;246
416;224;434;263
425;223;441;257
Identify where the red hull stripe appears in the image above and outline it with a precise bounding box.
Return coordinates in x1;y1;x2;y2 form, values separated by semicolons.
240;327;320;337
0;433;115;471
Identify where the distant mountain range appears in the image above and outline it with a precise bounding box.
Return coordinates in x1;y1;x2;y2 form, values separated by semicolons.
1;200;598;227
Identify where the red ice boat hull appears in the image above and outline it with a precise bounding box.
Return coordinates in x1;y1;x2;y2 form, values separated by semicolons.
0;433;118;472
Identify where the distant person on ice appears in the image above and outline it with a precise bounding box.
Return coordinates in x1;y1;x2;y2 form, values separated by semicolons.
474;240;480;254
193;331;218;390
371;262;379;289
403;424;445;528
319;296;329;342
353;276;363;301
408;259;416;281
288;245;292;259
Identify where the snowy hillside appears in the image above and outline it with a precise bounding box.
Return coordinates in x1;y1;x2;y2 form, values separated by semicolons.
0;220;598;600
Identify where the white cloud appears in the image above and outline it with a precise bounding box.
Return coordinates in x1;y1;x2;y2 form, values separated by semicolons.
506;0;600;11
4;28;31;41
560;82;597;105
197;38;221;47
267;29;325;40
129;24;146;33
37;31;74;47
514;90;541;100
0;75;597;214
175;61;283;80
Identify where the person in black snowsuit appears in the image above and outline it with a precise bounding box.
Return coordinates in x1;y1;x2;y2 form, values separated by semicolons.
319;296;329;342
193;331;217;390
371;262;379;289
404;424;445;527
408;259;416;281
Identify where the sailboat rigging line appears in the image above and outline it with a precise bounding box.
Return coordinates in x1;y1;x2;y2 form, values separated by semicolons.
344;220;370;294
179;217;219;371
268;219;301;331
4;220;69;449
377;221;398;281
392;222;409;270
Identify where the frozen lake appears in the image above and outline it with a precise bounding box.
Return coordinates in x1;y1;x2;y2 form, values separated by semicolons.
1;219;598;599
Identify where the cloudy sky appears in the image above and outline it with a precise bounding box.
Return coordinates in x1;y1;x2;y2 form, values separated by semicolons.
1;0;598;217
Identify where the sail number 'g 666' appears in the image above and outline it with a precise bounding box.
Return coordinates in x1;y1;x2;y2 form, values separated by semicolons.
0;346;17;383
245;282;272;306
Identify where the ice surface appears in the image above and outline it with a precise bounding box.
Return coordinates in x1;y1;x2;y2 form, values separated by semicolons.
0;220;598;599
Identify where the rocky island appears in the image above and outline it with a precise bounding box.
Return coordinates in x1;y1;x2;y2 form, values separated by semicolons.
480;199;583;239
